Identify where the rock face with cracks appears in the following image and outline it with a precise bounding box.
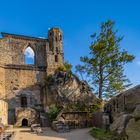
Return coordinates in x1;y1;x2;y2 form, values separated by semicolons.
107;85;140;140
44;71;97;108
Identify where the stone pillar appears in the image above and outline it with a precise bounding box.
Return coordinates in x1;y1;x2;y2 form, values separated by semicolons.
0;100;8;125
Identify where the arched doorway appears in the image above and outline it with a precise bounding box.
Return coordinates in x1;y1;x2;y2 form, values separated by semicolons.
22;118;28;127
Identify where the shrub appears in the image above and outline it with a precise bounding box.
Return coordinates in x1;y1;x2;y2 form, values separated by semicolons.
48;105;62;122
64;101;101;113
55;61;72;73
88;104;101;112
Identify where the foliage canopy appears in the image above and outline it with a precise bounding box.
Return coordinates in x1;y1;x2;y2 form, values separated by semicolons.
76;20;135;99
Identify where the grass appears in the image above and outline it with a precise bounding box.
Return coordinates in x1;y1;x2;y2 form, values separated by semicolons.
90;127;119;140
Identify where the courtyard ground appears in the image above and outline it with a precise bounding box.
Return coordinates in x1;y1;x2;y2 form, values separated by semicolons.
9;127;96;140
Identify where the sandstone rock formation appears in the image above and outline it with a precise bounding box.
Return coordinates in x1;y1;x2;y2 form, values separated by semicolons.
110;113;132;134
106;85;140;140
125;105;140;140
43;71;97;131
44;71;97;108
125;118;140;140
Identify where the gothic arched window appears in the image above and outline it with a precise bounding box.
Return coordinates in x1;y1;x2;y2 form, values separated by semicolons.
55;55;58;62
24;47;35;65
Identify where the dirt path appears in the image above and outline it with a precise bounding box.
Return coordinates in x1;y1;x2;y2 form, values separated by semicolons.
11;127;96;140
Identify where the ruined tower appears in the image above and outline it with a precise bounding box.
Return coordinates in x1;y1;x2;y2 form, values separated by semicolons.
46;28;64;74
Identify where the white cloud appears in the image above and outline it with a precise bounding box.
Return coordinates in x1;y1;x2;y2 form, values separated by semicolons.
25;47;34;59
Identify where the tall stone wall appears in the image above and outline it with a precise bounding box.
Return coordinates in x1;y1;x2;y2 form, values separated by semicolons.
0;28;64;126
15;107;38;126
2;65;46;125
4;66;46;109
0;37;47;67
0;66;5;99
0;100;8;125
0;28;64;73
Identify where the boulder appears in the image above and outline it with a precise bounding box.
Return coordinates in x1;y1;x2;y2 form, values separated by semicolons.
125;118;140;140
133;104;140;119
110;113;132;134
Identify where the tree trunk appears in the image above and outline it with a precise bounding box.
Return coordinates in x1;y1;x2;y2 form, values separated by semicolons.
98;62;103;100
98;80;103;99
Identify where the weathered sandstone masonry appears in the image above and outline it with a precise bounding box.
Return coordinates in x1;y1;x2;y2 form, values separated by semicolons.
0;100;8;125
0;28;64;126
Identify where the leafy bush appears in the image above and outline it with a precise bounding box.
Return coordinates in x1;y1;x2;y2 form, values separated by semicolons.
64;101;101;113
88;103;101;112
48;105;62;122
55;61;72;73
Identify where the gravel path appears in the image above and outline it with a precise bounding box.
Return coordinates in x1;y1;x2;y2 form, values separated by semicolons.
11;127;96;140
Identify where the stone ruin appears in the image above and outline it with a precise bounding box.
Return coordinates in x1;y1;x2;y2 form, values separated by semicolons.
44;71;97;132
0;28;64;127
52;111;93;133
0;28;97;129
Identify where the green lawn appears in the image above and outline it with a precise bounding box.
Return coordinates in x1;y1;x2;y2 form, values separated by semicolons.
90;127;119;140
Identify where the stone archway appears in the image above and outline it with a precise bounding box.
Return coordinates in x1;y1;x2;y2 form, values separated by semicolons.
22;118;28;127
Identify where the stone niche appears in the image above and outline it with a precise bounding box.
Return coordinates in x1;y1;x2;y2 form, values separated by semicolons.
15;107;38;127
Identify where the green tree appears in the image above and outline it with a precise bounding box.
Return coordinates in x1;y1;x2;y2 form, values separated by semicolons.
76;20;135;99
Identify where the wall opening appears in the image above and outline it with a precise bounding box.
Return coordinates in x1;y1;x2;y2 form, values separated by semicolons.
22;118;28;127
24;47;35;65
55;55;58;62
21;96;27;107
60;35;62;40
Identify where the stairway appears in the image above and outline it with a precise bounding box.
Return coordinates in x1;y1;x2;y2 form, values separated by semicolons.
51;121;70;133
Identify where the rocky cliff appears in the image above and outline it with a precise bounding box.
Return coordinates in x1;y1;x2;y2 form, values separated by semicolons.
44;71;97;108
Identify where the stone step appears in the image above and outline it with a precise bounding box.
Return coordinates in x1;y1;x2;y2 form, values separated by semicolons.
52;121;70;133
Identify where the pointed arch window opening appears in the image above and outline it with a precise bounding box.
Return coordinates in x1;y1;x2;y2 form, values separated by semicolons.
24;46;35;65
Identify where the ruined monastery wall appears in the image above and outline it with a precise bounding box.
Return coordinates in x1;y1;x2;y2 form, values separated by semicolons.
4;67;46;109
0;28;64;126
0;66;5;99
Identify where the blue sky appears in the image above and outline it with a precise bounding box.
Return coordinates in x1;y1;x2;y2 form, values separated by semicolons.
0;0;140;86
